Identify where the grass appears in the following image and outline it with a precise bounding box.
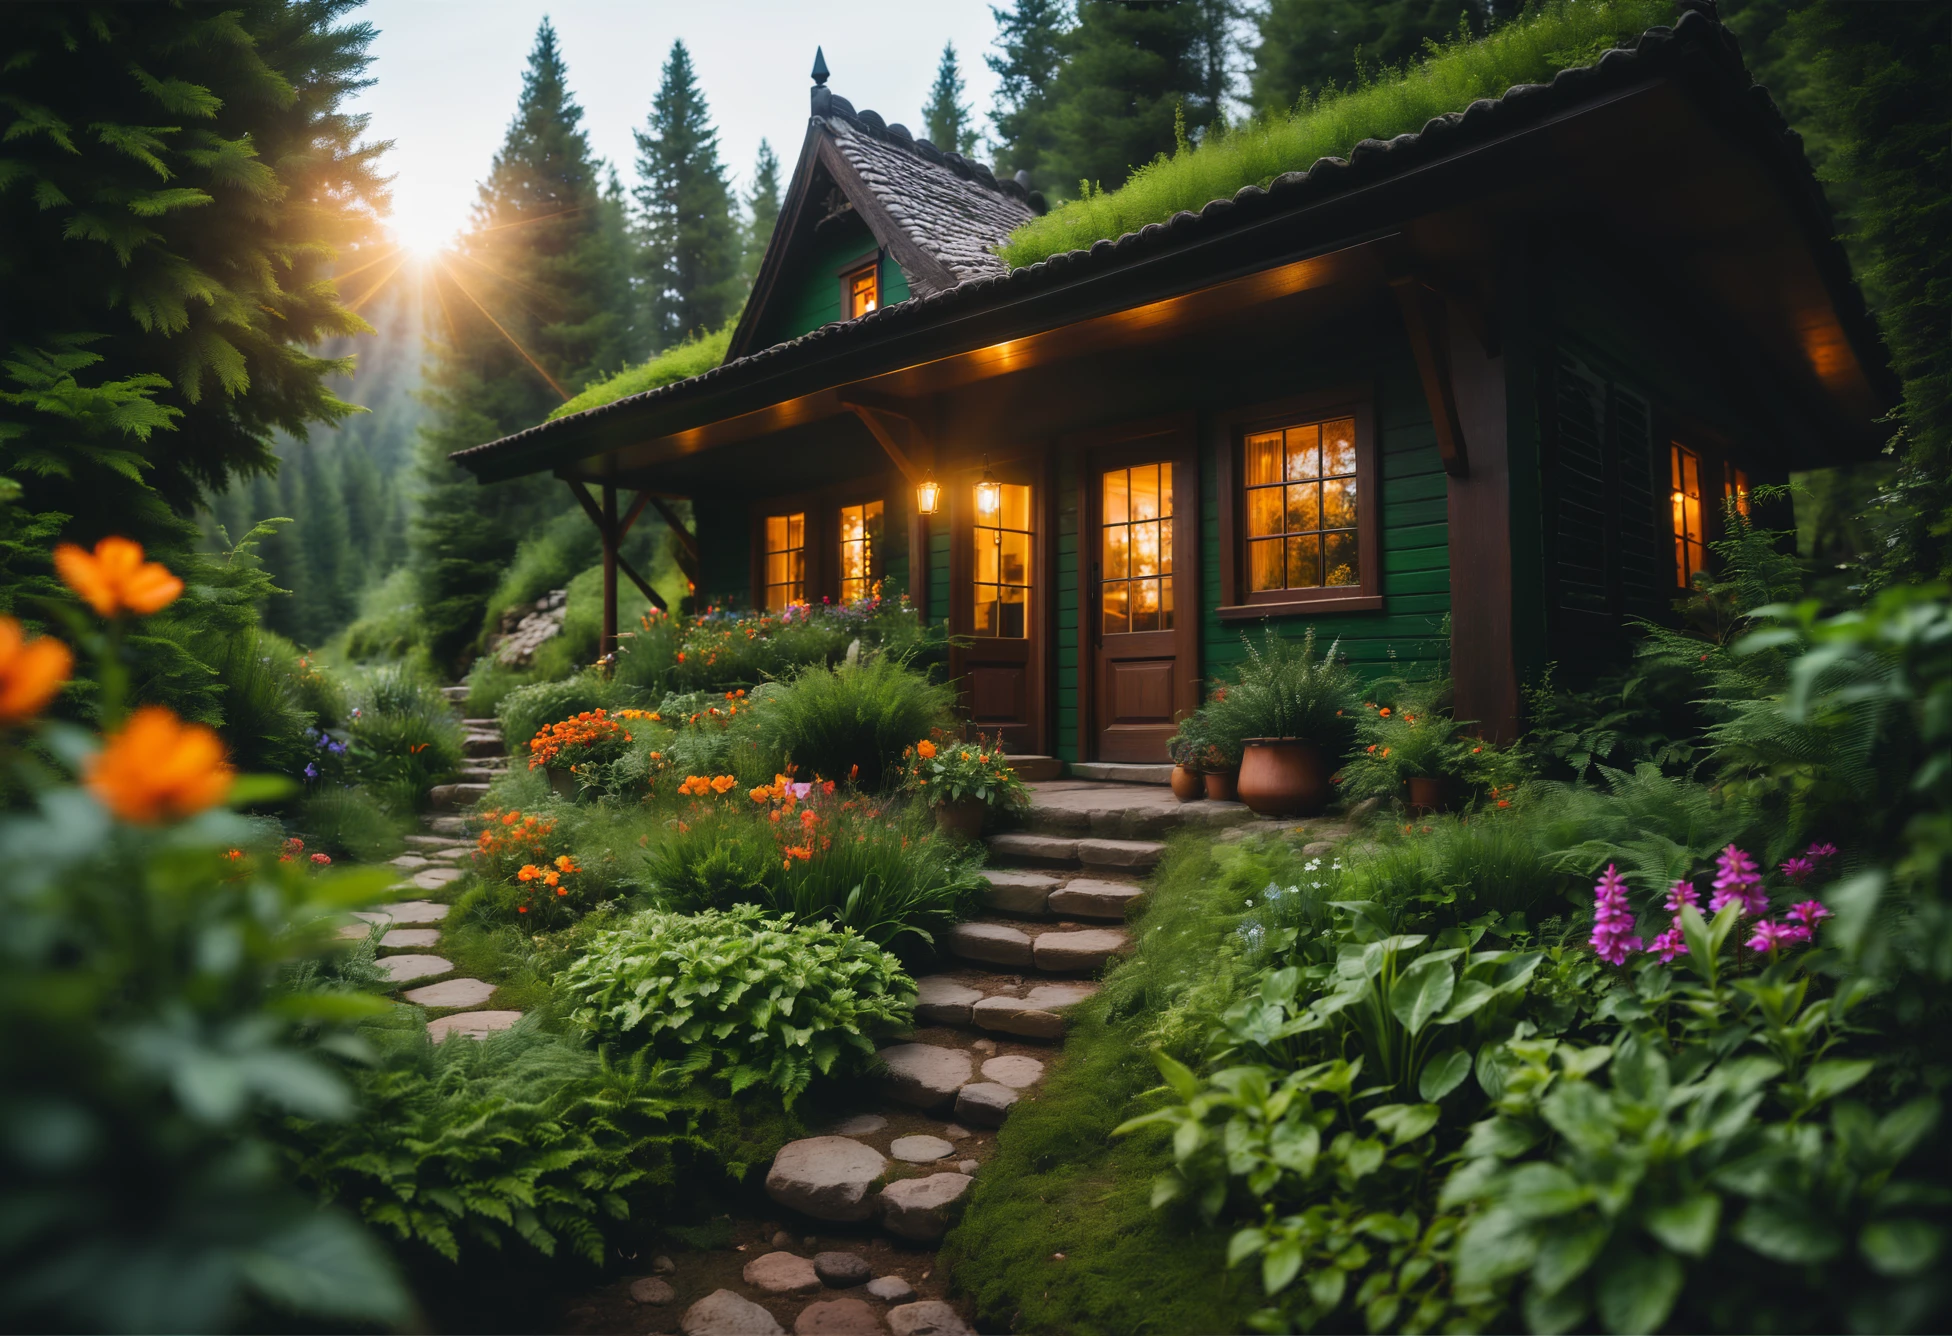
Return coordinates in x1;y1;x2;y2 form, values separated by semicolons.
999;0;1674;268
551;323;732;419
940;829;1331;1334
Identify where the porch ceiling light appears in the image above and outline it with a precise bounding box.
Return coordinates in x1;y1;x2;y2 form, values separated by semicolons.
975;458;1000;517
915;473;941;516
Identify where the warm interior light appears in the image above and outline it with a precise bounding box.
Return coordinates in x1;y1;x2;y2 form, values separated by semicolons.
975;463;1000;517
915;475;940;516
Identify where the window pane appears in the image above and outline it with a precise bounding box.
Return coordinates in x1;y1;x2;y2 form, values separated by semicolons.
1323;418;1357;476
1132;465;1160;521
1159;462;1173;519
839;504;862;544
998;584;1027;638
1001;531;1031;585
1103;470;1128;526
1246;432;1282;486
767;552;790;585
787;513;804;548
1159;517;1173;573
1102;579;1128;634
1159;571;1174;629
1001;483;1031;532
1287;534;1322;588
1322;476;1357;529
974;532;1000;583
1133;577;1161;633
1285;424;1320;481
1249;538;1284;592
1247;486;1282;537
1324;530;1359;586
973;585;998;635
1131;520;1161;578
1103;522;1129;579
1285;482;1320;534
766;514;789;550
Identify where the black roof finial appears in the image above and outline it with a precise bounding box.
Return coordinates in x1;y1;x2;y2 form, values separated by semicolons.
811;47;829;86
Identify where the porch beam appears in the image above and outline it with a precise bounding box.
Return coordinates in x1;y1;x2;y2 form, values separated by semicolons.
601;484;618;662
565;480;669;657
616;550;665;612
617;488;653;542
646;495;699;563
839;398;927;486
1388;275;1471;478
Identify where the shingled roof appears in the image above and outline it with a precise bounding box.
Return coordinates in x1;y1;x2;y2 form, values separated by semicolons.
455;12;1890;481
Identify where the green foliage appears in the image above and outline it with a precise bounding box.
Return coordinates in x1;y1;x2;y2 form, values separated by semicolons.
898;735;1032;812
633;41;743;350
287;1020;693;1270
0;744;408;1330
923;41;981;156
550;323;731;418
497;671;626;754
754;655;955;790
557;906;915;1104
295;785;408;862
1200;626;1363;760
1337;678;1531;804
742;139;782;287
1001;0;1671;265
338;567;423;663
986;0;1071;191
1249;0;1486;116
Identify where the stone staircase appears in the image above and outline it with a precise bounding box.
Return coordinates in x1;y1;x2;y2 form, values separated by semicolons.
429;716;508;810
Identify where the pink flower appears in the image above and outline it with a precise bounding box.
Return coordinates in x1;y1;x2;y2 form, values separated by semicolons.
789;782;812;800
1664;880;1701;914
1649;922;1689;962
1806;842;1838;861
309;852;332;865
1710;845;1767;916
1747;919;1812;953
1779;856;1816;882
1589;864;1643;966
1787;900;1832;929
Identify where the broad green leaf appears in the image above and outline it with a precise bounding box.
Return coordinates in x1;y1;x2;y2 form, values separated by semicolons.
1524;1279;1591;1336
1389;954;1457;1036
1420;1046;1472;1101
1803;1059;1874;1106
1227;1227;1266;1266
1644;1192;1720;1259
1455;1208;1541;1286
1308;1265;1347;1312
1532;1217;1610;1295
1501;1162;1590;1221
1595;1244;1683;1335
1463;1114;1539;1160
1367;1103;1441;1146
1677;904;1714;981
1734;1199;1844;1264
1263;1237;1304;1295
1858;1219;1941;1278
1437;979;1496;1025
1152;1047;1201;1100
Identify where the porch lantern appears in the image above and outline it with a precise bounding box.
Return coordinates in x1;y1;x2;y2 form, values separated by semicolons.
915;473;941;516
975;460;1001;517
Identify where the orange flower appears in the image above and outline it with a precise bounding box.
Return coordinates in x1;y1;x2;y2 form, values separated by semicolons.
86;706;232;823
554;854;579;874
0;617;72;722
53;537;183;617
710;774;736;794
916;740;936;759
1378;707;1391;717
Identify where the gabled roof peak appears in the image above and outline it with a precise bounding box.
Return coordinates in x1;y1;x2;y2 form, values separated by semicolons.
812;88;1042;211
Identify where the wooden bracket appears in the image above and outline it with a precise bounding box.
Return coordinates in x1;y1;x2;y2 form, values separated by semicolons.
566;479;668;660
1388;275;1471;478
840;398;930;486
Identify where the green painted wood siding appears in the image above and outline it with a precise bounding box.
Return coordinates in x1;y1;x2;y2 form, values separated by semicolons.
1199;361;1453;689
763;230;913;344
1054;455;1081;761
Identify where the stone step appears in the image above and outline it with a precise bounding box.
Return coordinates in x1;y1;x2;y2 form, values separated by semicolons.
1017;782;1253;840
454;765;507;783
1068;761;1173;785
913;973;1100;1038
461;717;498;730
429;1010;523;1042
984;831;1168;873
980;868;1141;921
440;685;471;703
948;919;1132;974
403;977;496;1009
424;815;469;836
462;735;505;759
1003;754;1064;782
376;953;451;984
403;833;455;850
429;781;491;810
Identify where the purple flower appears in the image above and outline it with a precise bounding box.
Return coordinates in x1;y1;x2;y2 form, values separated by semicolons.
789;782;812;800
1664;880;1701;914
1747;919;1812;953
303;762;319;781
1779;855;1816;883
1806;842;1838;861
1710;845;1767;916
1589;864;1644;966
1649;922;1689;962
1787;900;1832;929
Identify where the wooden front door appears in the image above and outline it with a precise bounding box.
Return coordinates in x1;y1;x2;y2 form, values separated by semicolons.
951;460;1044;753
1084;422;1198;762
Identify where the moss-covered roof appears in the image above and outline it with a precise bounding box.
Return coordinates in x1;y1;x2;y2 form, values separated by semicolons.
549;325;732;420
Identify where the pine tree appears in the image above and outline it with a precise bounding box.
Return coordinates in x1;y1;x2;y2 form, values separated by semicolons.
411;19;635;665
923;42;982;156
1249;0;1482;116
634;40;743;349
988;0;1072;189
744;139;783;286
292;442;354;639
1046;0;1225;194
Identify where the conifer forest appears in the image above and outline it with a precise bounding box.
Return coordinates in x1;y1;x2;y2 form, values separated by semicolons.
0;2;1948;1333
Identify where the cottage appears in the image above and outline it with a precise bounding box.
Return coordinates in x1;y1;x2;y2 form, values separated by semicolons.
452;11;1889;770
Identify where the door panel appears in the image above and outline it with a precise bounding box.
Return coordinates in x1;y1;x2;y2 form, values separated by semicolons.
1084;424;1198;763
951;466;1042;753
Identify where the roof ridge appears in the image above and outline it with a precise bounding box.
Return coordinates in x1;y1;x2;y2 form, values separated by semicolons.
819;92;1043;210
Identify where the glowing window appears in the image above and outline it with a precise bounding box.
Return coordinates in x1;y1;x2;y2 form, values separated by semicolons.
1725;462;1751;519
1672;444;1705;586
838;499;883;602
763;512;805;610
846;263;878;319
1101;463;1173;634
1244;416;1360;593
973;482;1032;638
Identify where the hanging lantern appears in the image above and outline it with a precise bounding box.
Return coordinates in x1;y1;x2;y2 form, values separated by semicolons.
975;459;1000;517
915;474;941;516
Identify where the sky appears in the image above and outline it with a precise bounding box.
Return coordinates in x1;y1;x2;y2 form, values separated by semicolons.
348;0;1007;251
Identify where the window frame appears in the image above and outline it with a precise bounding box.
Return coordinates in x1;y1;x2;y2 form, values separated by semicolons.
748;475;898;611
837;248;881;322
1214;387;1382;618
834;490;886;603
755;506;810;612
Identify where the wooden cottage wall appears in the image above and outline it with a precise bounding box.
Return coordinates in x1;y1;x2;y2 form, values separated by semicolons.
759;227;912;349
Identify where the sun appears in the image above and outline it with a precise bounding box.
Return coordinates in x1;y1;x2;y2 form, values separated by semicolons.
388;215;454;262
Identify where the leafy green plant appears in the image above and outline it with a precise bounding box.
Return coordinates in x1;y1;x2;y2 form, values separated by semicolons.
1336;678;1529;804
898;734;1030;811
1202;626;1362;759
753;654;955;790
296;784;409;861
496;671;627;753
557;906;916;1103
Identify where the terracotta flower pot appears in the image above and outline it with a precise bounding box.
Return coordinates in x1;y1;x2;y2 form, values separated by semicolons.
1237;738;1331;818
1204;769;1238;802
1170;765;1204;802
1407;775;1450;815
934;797;986;840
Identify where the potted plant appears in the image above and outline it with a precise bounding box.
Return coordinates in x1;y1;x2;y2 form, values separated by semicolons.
1203;628;1360;817
1165;714;1209;802
526;709;635;800
900;735;1028;839
1333;679;1525;814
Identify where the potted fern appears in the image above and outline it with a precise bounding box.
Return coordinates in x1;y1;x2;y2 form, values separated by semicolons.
1203;628;1360;817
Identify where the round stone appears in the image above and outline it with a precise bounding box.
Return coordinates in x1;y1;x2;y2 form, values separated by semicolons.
743;1251;820;1296
957;1160;979;1176
876;1172;973;1243
980;1055;1045;1089
889;1135;954;1163
814;1251;871;1287
402;977;495;1008
683;1289;785;1336
379;927;442;949
877;1044;973;1111
653;1254;677;1274
954;1082;1019;1128
765;1137;888;1222
630;1277;675;1305
864;1276;914;1304
886;1300;974;1336
373;899;449;924
427;1010;523;1043
376;954;451;984
411;866;464;890
830;1113;887;1137
794;1297;883;1335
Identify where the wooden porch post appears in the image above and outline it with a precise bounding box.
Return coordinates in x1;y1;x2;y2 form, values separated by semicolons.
601;482;618;663
1445;302;1520;742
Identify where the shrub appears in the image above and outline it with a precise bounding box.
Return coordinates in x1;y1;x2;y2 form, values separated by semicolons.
496;672;620;752
344;694;463;815
1201;626;1363;761
754;655;955;790
340;567;425;663
463;656;542;719
525;708;636;773
557;905;915;1103
898;734;1030;813
296;786;409;861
